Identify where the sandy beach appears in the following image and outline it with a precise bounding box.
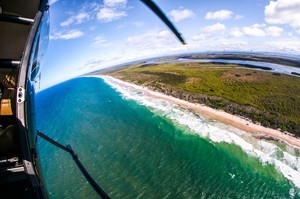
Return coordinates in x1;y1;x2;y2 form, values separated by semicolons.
102;75;300;149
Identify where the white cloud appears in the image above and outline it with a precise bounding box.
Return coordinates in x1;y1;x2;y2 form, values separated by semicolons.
192;34;206;41
81;30;194;72
50;29;84;40
219;39;248;50
193;23;226;41
126;30;177;49
265;26;284;37
97;7;126;22
203;23;226;34
157;30;173;39
104;29;193;65
60;18;74;27
229;28;244;37
267;39;300;54
93;35;107;46
205;9;233;20
243;24;267;37
96;0;128;22
104;0;127;7
60;13;89;27
242;24;283;37
265;0;300;33
168;8;195;22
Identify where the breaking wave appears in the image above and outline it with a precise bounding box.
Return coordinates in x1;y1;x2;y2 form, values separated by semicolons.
100;75;300;190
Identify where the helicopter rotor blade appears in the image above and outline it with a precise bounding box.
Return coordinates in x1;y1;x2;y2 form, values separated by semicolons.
140;0;186;45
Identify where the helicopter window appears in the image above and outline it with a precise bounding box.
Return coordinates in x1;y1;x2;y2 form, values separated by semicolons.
29;10;49;82
29;33;40;81
31;0;300;198
30;37;40;81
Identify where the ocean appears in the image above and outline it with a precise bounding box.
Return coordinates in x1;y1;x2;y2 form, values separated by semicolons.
36;76;300;198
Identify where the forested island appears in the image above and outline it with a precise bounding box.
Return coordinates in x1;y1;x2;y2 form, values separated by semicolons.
93;53;300;138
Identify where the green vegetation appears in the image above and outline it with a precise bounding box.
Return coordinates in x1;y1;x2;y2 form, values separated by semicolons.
106;62;300;137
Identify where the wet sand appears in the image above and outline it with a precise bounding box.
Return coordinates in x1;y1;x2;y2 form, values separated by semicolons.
102;75;300;149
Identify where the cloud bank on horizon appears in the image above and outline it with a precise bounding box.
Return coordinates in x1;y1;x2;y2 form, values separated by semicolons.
42;0;300;89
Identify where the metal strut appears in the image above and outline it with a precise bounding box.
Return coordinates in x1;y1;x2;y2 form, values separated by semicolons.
37;130;111;199
140;0;186;45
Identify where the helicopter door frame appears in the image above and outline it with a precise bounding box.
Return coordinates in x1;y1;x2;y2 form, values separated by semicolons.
16;2;49;197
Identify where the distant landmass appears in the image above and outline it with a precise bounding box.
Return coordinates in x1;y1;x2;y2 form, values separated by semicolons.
90;52;300;137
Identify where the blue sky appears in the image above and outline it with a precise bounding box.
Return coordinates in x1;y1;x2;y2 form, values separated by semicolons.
40;0;300;90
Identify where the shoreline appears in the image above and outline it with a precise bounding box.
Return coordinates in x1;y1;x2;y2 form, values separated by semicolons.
100;75;300;149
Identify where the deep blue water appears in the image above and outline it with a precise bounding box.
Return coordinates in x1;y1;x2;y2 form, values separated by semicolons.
35;77;300;198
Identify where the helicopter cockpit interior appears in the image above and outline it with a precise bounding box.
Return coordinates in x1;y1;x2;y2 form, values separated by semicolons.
0;0;42;195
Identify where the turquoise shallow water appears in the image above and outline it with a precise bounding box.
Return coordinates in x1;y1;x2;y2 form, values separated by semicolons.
36;77;299;198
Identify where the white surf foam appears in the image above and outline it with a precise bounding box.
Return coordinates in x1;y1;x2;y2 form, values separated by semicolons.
98;75;300;189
